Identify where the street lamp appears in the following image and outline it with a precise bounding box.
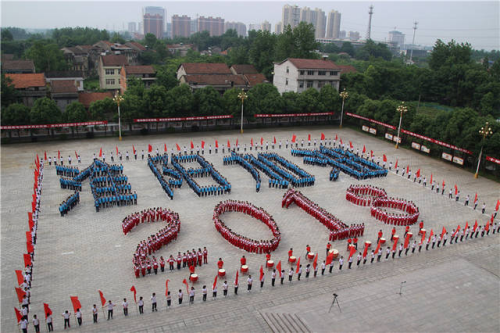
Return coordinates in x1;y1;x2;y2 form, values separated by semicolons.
113;91;124;141
395;101;408;149
238;89;248;134
339;88;349;128
474;122;493;179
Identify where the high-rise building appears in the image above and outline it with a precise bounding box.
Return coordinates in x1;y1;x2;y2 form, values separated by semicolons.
190;20;198;35
225;22;247;37
143;6;165;39
275;22;282;34
326;10;341;39
198;16;225;37
348;31;360;41
128;22;137;33
339;30;346;39
249;24;261;32
282;4;300;30
261;21;272;32
388;30;405;47
300;7;326;39
172;15;191;38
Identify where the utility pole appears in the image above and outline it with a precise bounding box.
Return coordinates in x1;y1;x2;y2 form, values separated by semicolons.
409;22;418;63
366;5;374;40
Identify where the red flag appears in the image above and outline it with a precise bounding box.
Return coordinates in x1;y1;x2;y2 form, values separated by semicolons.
340;139;343;145
43;303;52;319
308;134;311;141
295;257;301;273
463;222;469;235
28;212;34;230
335;134;338;141
98;290;106;307
259;265;264;281
132;145;136;154
348;245;357;260
227;140;231;148
183;278;189;294
15;287;26;302
394;159;398;169
485;220;490;232
495;199;500;211
370;150;373;158
15;270;24;285
321;133;325;140
23;254;31;267
362;244;369;258
260;137;264;145
349;141;353;149
212;275;218;290
215;140;219;148
454;185;458;195
362;145;366;154
474;193;478;203
473;220;478;232
116;146;119;155
442;180;445;188
383;154;387;162
190;141;194;149
392;238;398;252
430;173;433;184
404;233;411;249
406;165;410;174
325;251;334;265
70;296;82;312
292;135;297;143
454;225;461;237
14;308;23;323
416;169;421;178
236;139;239;147
250;138;254;146
420;230;426;245
58;150;60;160
176;143;181;151
148;144;153;153
75;151;78;159
427;229;434;243
276;261;282;278
164;143;167;152
99;148;102;157
273;136;276;144
235;270;239;285
27;242;34;254
165;279;170;297
441;226;447;240
313;253;319;270
26;231;31;244
130;286;137;303
201;141;205;149
374;240;381;255
44;151;47;160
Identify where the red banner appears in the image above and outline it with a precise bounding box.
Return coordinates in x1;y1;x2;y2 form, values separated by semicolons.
486;156;500;165
1;121;108;130
346;112;397;130
255;112;334;118
134;115;233;123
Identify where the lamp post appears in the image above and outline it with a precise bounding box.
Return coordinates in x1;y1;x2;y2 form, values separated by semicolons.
113;91;124;141
339;88;349;128
474;122;493;179
238;89;248;134
395;101;408;149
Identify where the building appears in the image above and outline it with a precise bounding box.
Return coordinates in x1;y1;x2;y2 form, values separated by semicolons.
225;21;246;37
119;65;156;94
348;31;360;41
1;60;35;74
143;6;165;39
300;7;326;39
282;4;300;30
326;10;341;39
128;22;137;33
339;30;347;39
275;22;283;34
78;92;113;109
172;15;191;38
61;47;91;75
93;41;140;66
248;23;261;32
166;44;196;57
45;71;84;91
190;19;198;35
198;16;225;37
48;80;79;112
5;73;47;107
125;41;147;53
98;54;128;90
388;30;405;47
273;58;341;94
230;64;268;87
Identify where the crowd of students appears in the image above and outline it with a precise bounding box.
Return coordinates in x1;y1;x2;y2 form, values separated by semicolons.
148;155;176;200
346;185;388;206
58;192;80;216
213;200;281;253
223;152;262;192
371;197;420;226
55;165;79;177
244;154;290;189
59;177;82;191
258;153;315;187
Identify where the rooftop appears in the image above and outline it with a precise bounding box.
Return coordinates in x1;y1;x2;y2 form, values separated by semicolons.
182;74;247;86
284;58;340;70
101;54;128;67
338;65;357;74
5;73;46;89
123;65;155;75
180;63;231;75
78;92;113;108
50;80;78;94
231;64;259;75
2;60;35;72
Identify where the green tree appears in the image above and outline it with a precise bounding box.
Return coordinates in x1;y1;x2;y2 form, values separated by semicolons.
194;86;223;116
144;33;157;48
319;84;341;112
428;39;472;71
292;22;319;59
89;98;115;121
298;88;320;113
155;67;179;91
30;97;62;124
144;85;169;117
222;88;243;117
248;30;277;78
246;83;283;116
2;29;13;41
121;94;145;124
66;102;88;122
282;91;301;113
24;41;67;72
1;103;30;125
1;74;19;108
168;84;194;116
340;42;355;57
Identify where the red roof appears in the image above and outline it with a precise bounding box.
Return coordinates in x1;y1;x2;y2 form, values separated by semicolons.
5;73;46;88
101;54;128;67
231;64;259;74
78;92;113;108
181;63;231;75
124;65;155;75
50;80;78;94
183;74;247;86
287;58;340;70
126;41;147;51
244;73;267;87
338;65;357;74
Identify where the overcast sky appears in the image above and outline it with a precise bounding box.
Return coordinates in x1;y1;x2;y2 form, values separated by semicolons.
2;1;499;50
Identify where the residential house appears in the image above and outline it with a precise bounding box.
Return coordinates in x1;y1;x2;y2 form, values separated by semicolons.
48;80;79;112
5;73;47;107
93;41;140;66
2;60;36;74
273;57;341;94
61;47;90;75
45;71;84;91
166;44;196;57
230;64;268;87
177;63;232;80
98;55;128;90
120;65;156;93
78;92;113;110
337;64;357;75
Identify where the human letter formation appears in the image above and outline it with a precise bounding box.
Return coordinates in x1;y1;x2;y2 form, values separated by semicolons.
213;200;281;253
147;154;183;200
282;189;364;241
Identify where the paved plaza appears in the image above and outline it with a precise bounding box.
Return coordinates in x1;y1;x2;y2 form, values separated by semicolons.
2;126;499;332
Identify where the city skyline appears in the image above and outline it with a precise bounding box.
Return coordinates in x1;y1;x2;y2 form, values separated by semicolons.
1;1;498;50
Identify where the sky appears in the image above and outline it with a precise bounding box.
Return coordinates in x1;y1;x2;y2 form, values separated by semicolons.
1;0;499;50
